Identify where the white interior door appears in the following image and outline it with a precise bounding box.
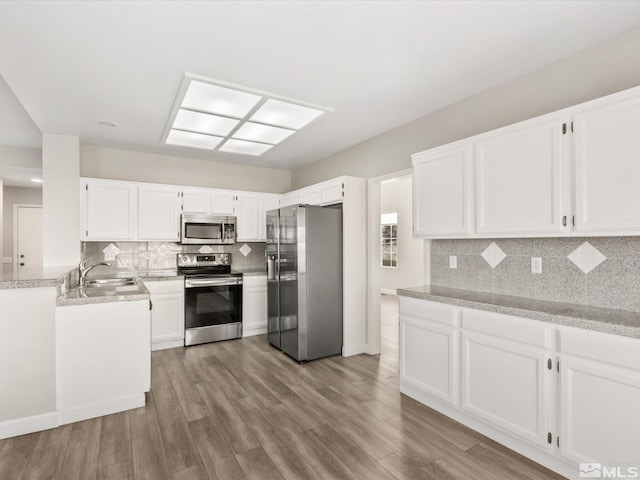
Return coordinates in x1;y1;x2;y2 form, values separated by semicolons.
15;205;43;270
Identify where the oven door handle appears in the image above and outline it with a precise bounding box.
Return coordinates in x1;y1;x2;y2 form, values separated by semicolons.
185;277;242;288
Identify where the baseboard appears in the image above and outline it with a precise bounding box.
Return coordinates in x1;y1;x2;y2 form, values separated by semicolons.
151;339;184;351
243;323;267;337
400;380;576;480
342;343;369;357
0;411;59;440
380;288;397;295
58;393;145;426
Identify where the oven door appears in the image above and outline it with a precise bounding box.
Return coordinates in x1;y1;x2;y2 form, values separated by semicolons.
184;276;243;345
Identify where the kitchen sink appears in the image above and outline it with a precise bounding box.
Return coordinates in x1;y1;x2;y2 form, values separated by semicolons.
85;277;137;287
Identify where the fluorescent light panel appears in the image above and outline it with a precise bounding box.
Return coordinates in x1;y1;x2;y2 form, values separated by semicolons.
166;129;223;150
173;109;239;136
219;139;274;156
250;99;324;129
233;122;295;145
166;77;330;156
182;81;261;118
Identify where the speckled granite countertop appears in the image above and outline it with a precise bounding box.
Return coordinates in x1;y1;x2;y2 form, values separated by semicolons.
57;279;150;307
397;285;640;339
0;266;76;289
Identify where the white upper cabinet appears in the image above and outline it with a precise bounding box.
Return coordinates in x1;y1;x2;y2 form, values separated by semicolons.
182;188;211;214
211;190;236;215
474;114;566;235
235;192;259;241
258;194;280;241
573;89;640;234
138;185;181;241
413;143;471;237
282;191;303;207
303;188;322;205
82;179;136;240
320;179;344;205
412;85;640;239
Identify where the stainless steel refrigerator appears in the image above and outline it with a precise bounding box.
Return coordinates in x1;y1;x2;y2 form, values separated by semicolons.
266;204;343;362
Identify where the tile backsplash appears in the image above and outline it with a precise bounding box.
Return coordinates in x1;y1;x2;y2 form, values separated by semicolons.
81;241;266;275
431;237;640;312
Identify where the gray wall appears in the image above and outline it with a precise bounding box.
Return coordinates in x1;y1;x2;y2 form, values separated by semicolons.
2;186;42;273
81;145;292;194
291;26;640;188
431;237;640;312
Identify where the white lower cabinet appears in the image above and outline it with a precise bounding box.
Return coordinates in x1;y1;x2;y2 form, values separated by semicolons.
243;275;267;337
399;296;640;479
55;299;151;425
145;279;185;351
559;328;640;466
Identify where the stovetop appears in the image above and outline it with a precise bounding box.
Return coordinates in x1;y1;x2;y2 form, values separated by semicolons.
177;253;239;276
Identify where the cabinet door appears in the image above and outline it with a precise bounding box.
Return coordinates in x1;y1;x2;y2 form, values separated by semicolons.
182;188;211;214
320;180;343;205
147;280;184;351
258;195;281;241
400;314;458;404
461;331;549;447
235;192;259;241
243;277;267;337
474;116;565;235
211;190;236;215
83;180;136;240
138;185;181;241
282;191;303;207
560;356;640;465
303;188;322;205
413;143;471;237
573;91;640;234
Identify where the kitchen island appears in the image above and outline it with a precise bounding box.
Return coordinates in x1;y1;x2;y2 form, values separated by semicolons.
397;286;640;479
0;267;151;440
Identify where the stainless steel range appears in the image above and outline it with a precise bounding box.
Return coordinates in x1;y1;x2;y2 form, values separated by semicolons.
178;253;243;346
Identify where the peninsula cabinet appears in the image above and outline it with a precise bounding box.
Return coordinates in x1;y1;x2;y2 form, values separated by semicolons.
412;84;640;238
399;295;640;479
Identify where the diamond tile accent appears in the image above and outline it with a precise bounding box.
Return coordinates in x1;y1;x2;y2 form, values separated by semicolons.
199;245;214;254
102;243;120;261
155;243;171;257
567;241;606;274
481;242;506;269
239;243;252;257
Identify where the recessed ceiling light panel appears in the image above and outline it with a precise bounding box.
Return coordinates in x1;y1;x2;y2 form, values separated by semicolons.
166;129;223;150
182;81;262;118
250;99;324;129
173;109;240;136
218;139;273;156
232;122;295;145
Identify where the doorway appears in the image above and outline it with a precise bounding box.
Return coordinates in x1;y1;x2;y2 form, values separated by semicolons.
367;170;428;371
14;204;42;270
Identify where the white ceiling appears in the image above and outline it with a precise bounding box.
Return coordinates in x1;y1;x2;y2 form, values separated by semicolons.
0;1;639;171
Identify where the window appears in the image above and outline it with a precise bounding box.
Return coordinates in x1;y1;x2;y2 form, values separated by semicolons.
381;211;397;268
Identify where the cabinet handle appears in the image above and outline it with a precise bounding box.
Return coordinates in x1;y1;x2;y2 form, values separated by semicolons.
547;432;552;444
547;359;552;370
572;216;575;227
562;216;567;227
562;123;567;135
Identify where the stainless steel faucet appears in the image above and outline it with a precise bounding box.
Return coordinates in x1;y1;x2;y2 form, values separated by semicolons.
79;258;111;286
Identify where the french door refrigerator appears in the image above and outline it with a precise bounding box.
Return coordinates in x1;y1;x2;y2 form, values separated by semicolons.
266;204;343;362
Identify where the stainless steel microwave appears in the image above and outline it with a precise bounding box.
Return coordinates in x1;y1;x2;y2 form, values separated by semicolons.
180;213;236;245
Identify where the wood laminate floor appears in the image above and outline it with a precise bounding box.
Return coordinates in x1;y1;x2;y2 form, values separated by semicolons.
0;333;566;480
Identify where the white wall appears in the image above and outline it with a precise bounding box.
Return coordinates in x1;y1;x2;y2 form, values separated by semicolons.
291;26;640;187
380;177;423;293
2;186;42;273
81;145;292;193
42;134;80;267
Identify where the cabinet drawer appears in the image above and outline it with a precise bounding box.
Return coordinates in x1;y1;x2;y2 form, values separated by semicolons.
461;308;550;348
243;275;267;287
559;327;640;372
399;297;457;326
